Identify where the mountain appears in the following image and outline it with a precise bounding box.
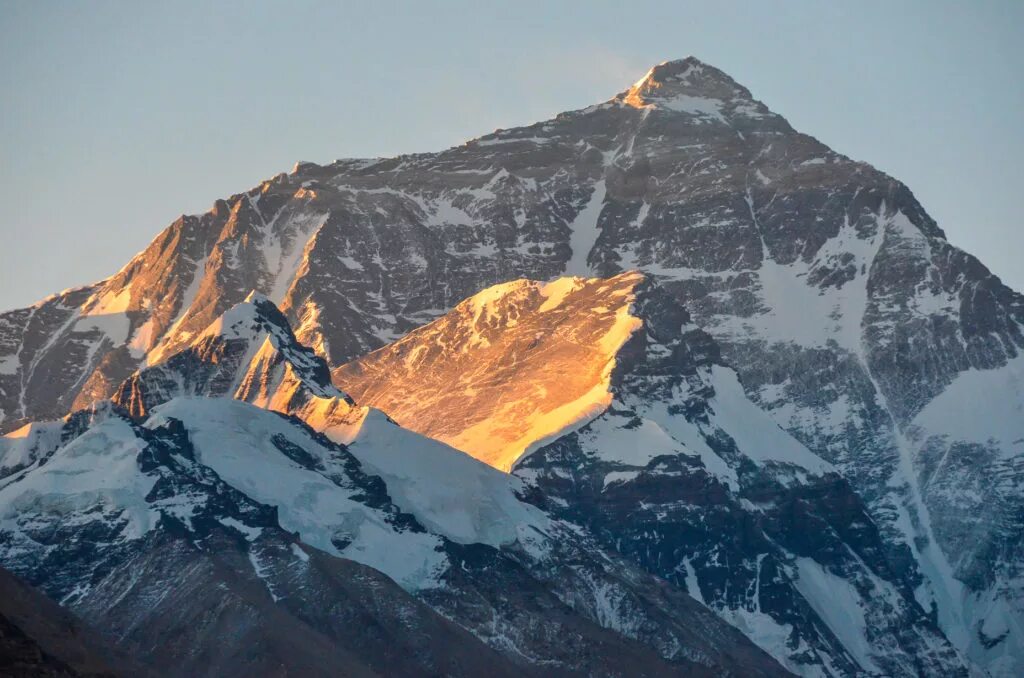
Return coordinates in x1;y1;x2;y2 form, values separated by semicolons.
339;271;968;674
0;300;787;676
0;55;1022;674
0;401;512;677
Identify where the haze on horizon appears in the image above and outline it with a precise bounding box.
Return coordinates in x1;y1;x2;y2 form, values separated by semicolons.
1;0;1021;312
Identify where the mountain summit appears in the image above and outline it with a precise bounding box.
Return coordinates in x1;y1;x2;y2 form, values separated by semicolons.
1;57;1022;675
618;57;758;113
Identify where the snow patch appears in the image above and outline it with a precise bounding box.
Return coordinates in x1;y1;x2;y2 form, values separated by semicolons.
128;318;156;359
911;351;1024;456
565;180;607;276
537;277;584;313
0;356;18;375
795;558;879;674
220;517;262;541
75;313;130;345
707;366;833;474
348;409;552;548
658;94;727;123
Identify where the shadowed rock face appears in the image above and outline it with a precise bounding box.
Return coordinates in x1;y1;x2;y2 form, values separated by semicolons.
0;56;1021;673
0;565;143;678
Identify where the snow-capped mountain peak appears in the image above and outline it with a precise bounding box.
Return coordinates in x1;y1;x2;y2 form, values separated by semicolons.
617;56;764;120
0;55;1021;675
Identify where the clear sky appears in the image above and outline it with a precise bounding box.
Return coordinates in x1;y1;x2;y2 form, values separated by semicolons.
1;1;1021;311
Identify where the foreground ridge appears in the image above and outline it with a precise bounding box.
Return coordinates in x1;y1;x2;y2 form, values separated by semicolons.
0;294;789;676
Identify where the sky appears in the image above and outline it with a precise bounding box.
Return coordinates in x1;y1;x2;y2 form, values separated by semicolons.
1;1;1021;311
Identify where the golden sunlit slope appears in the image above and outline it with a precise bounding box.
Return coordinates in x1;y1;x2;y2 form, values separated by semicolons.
333;271;645;471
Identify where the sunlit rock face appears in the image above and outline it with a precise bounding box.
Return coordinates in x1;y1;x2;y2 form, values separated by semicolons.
107;291;373;444
336;271;644;471
0;55;1021;674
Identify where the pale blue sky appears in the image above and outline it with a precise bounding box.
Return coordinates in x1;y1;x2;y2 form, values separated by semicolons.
1;1;1021;311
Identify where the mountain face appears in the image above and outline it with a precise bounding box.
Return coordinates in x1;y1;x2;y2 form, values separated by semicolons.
339;271;968;675
0;55;1022;675
0;300;787;676
110;290;356;417
335;271;646;470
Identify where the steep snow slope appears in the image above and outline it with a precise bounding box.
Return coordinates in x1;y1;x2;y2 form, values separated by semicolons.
346;408;552;547
145;398;449;589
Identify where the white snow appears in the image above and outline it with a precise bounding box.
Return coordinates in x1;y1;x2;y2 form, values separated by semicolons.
85;285;132;316
658;94;727;123
474;136;552;147
425;197;477;228
602;470;640;489
714;209;885;356
795;558;880;674
290;542;310;563
682;559;705;604
146;398;449;591
911;351;1024;456
247;547;281;601
74;312;130;345
706;366;833;474
338;255;364;271
559;361;830;494
197;291;277;342
347;409;552;548
0;356;18;375
564;180;607;276
0;417;157;540
715;607;818;677
580;401;739;491
0;419;64;479
128;317;156;359
219;517;262;541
